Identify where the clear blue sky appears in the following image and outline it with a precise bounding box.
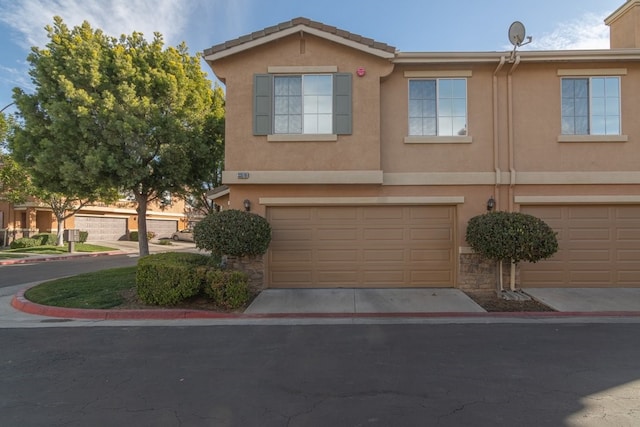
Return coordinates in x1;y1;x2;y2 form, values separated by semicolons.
0;0;624;113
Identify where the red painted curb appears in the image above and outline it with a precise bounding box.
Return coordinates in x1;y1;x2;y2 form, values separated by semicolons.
10;288;640;320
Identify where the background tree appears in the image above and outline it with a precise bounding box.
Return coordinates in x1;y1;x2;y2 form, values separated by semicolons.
182;84;225;217
1;113;33;204
10;17;216;255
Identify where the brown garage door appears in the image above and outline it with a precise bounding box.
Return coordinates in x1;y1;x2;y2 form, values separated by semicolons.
267;205;455;288
520;205;640;287
74;216;127;241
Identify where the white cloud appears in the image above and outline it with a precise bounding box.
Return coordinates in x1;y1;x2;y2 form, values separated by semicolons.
530;12;610;50
0;0;196;49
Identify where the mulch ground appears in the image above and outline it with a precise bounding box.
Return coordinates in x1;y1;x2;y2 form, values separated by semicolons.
464;291;555;312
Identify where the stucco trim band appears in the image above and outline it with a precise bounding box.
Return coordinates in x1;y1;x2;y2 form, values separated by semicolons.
223;170;383;184
557;68;627;76
383;172;502;185
516;195;640;205
557;135;628;143
404;136;472;144
404;70;473;78
259;196;464;206
515;171;640;185
267;134;338;142
268;66;338;74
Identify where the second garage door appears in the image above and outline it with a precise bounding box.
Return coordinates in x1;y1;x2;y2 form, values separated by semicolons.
147;219;178;239
74;216;127;241
520;205;640;287
267;205;455;288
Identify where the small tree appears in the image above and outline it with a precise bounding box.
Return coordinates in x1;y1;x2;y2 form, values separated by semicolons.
194;210;272;258
466;211;558;291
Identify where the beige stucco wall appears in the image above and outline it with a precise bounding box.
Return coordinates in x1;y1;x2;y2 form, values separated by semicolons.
608;2;640;48
212;33;393;173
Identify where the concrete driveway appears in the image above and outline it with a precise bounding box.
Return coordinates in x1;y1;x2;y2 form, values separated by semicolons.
524;288;640;312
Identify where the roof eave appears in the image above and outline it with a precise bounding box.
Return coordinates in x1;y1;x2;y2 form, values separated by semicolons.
393;49;640;64
205;25;395;62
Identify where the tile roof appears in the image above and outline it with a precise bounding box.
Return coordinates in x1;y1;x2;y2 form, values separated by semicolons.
204;17;396;57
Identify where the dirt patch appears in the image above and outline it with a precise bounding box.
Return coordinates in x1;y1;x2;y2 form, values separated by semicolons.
116;288;251;313
465;290;555;312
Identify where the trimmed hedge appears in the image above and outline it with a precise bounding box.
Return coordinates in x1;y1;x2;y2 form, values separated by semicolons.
10;237;40;249
129;231;157;242
33;233;57;246
466;211;558;264
203;270;250;309
194;210;271;257
136;252;212;305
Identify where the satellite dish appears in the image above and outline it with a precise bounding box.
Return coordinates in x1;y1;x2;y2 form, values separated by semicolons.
508;21;526;46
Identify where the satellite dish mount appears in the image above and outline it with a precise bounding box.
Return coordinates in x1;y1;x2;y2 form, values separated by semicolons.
508;21;532;60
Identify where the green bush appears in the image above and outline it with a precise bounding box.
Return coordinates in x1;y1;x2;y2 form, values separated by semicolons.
203;269;250;309
466;211;558;264
129;231;157;242
33;233;57;246
136;252;213;305
194;210;271;257
10;237;40;249
79;230;88;243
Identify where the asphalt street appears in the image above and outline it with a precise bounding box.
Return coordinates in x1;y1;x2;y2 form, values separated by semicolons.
0;254;138;288
1;323;639;426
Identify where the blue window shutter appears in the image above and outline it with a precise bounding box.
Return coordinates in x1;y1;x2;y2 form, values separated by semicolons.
254;74;272;135
334;73;352;135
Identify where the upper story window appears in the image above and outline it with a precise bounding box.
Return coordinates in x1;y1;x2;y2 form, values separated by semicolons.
274;75;333;134
561;77;620;135
254;71;352;138
409;78;467;137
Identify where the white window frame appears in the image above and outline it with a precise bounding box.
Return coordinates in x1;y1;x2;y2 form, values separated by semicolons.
273;74;333;135
408;78;468;137
561;76;621;136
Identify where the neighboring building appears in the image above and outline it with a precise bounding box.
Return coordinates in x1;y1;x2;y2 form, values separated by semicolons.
1;196;189;244
203;1;640;290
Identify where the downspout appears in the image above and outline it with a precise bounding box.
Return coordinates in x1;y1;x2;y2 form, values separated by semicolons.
507;55;521;291
493;56;506;292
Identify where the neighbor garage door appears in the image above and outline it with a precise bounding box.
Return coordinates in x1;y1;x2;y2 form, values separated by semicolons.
74;216;127;241
267;205;455;288
520;205;640;287
147;219;178;239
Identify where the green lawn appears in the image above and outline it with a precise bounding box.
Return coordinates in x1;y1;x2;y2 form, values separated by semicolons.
0;253;27;260
4;243;116;254
25;266;136;309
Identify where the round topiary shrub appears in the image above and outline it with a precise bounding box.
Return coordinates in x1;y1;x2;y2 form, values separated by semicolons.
466;211;558;264
194;210;272;257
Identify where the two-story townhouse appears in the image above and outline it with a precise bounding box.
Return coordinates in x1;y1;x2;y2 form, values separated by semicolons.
1;196;190;245
204;1;640;290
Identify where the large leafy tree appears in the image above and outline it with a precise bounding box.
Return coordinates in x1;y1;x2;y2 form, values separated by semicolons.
182;84;225;218
10;17;217;255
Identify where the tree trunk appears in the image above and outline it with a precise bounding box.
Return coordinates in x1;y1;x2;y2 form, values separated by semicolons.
55;216;64;246
136;193;150;256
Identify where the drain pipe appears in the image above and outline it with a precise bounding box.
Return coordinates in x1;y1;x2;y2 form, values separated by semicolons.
493;56;506;292
507;55;521;291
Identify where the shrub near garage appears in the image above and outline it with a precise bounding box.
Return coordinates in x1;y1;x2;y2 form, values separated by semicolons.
136;252;212;305
194;210;272;257
203;270;250;309
465;211;558;264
